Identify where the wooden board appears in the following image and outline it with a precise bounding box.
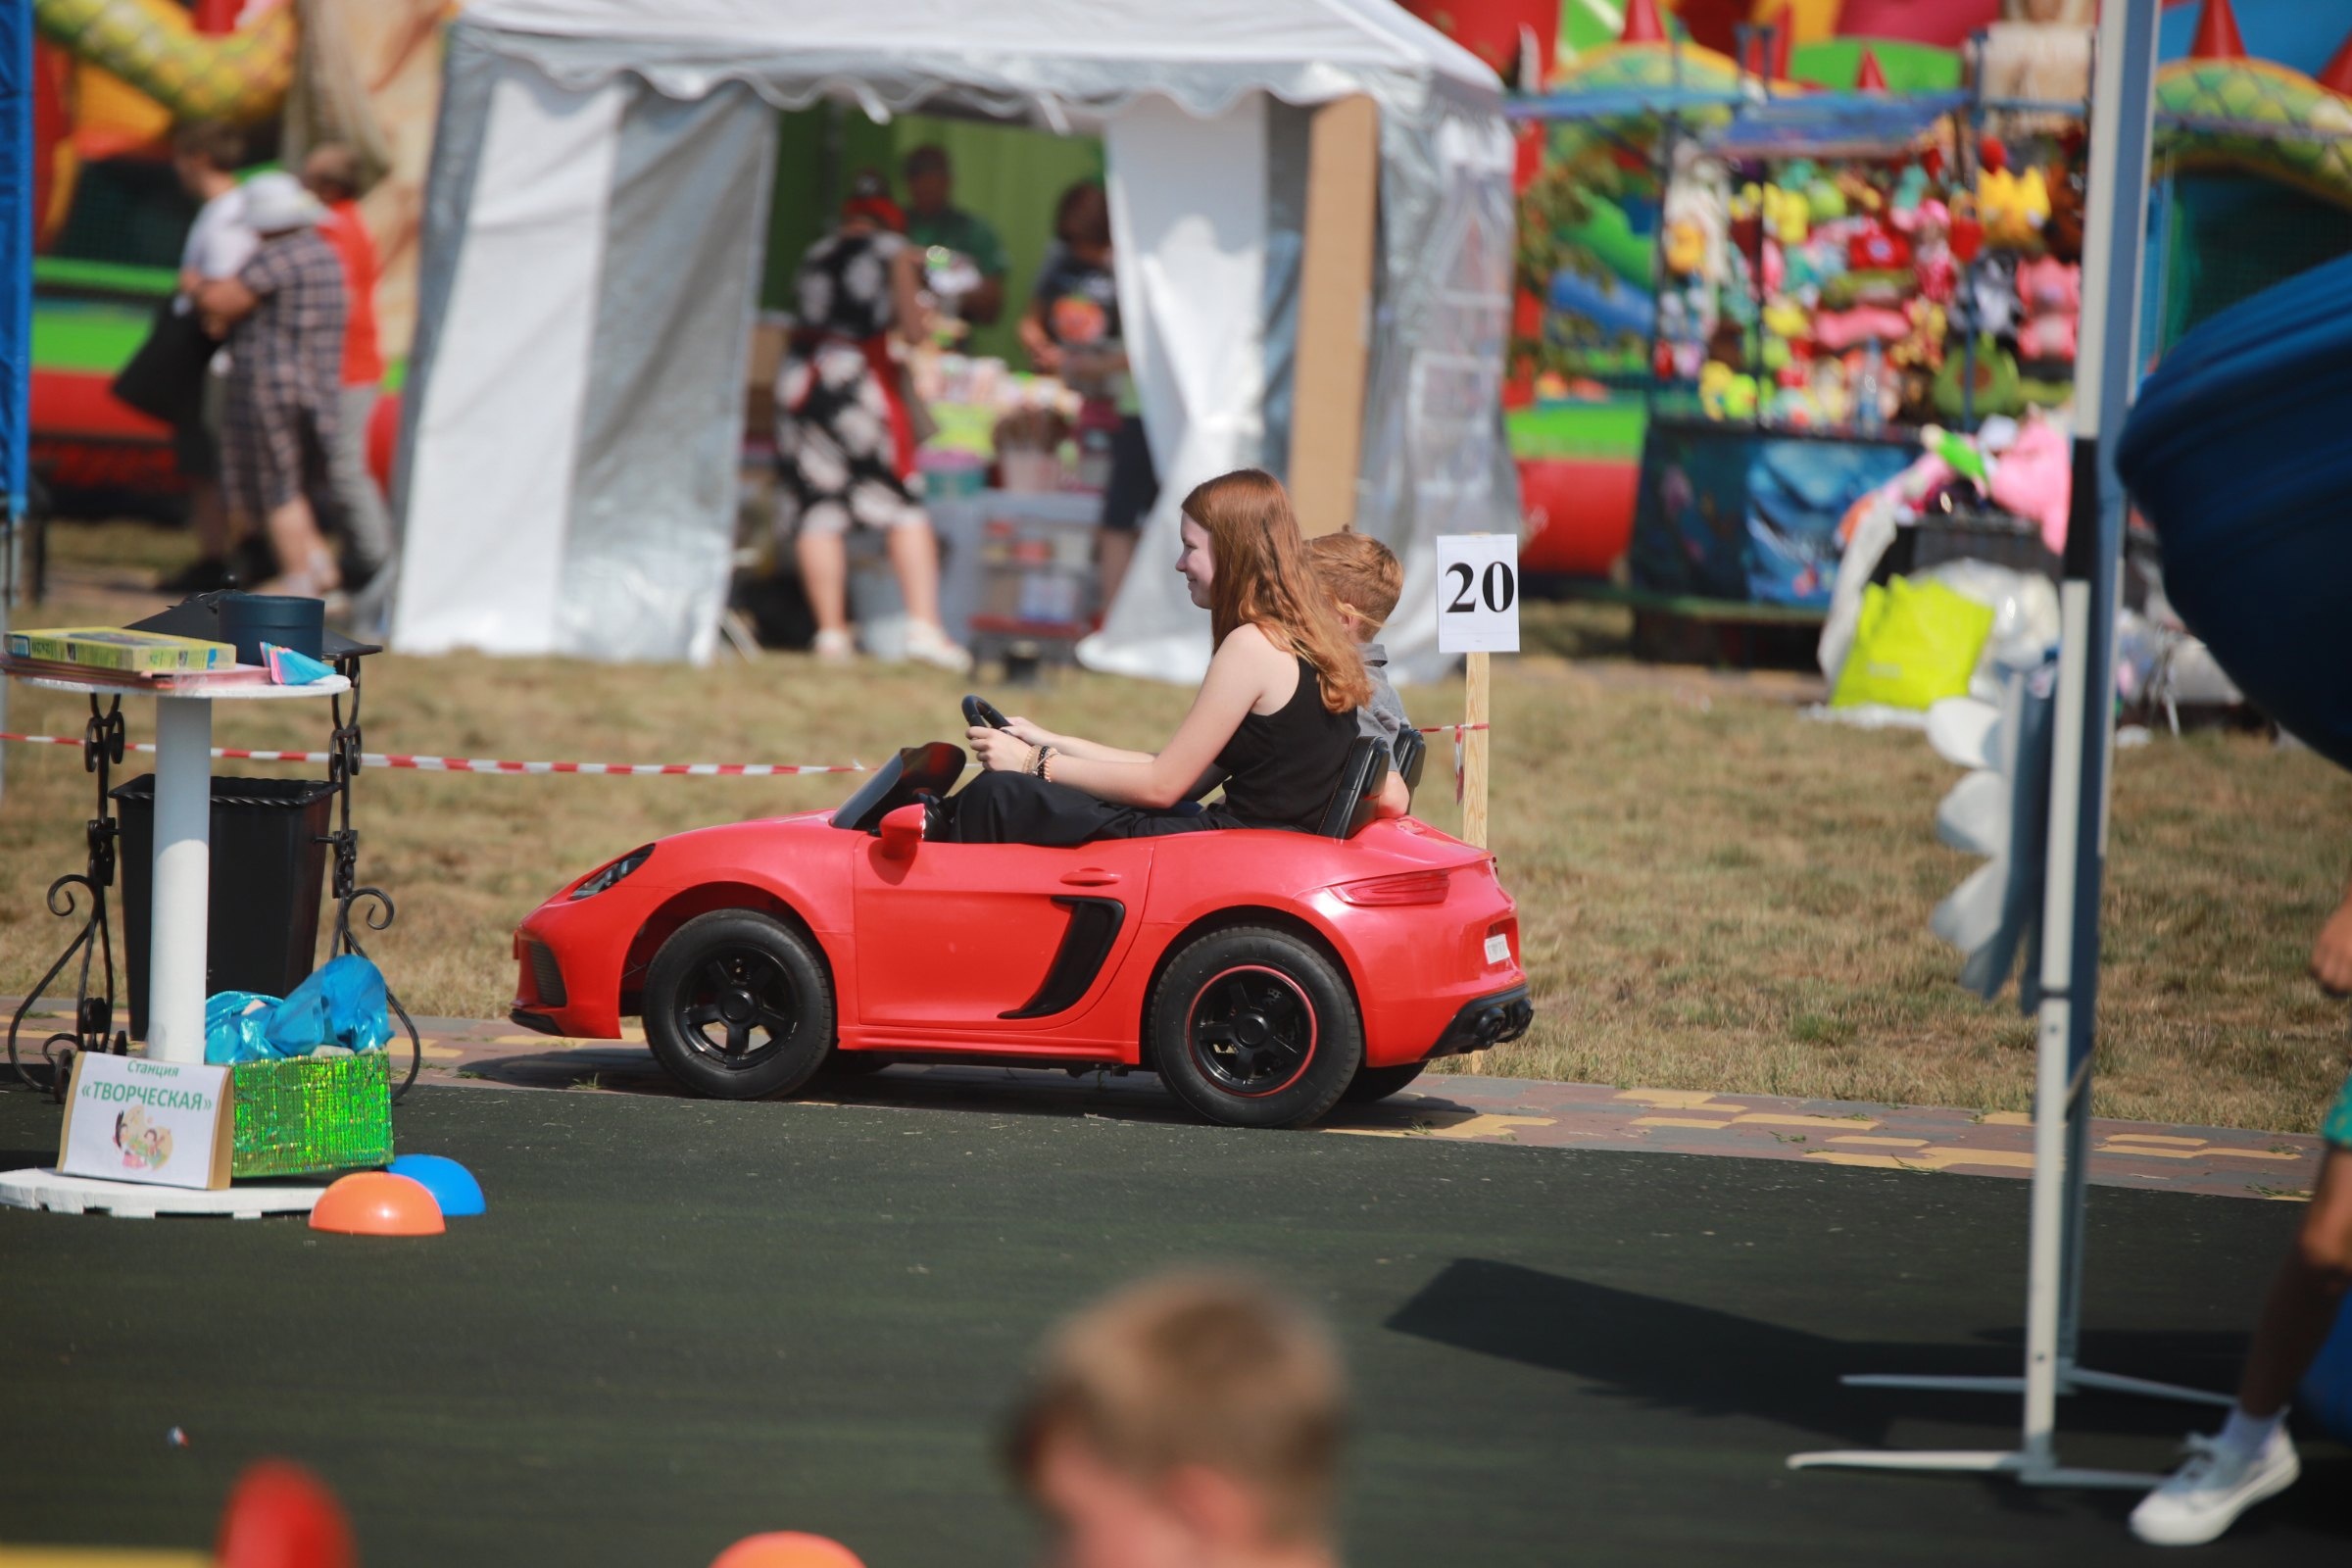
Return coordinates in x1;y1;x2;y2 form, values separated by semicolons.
1288;96;1379;538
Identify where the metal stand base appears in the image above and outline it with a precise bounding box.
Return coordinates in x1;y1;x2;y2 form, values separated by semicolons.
1785;1448;2159;1490
5;699;127;1097
326;654;420;1100
1839;1362;2230;1407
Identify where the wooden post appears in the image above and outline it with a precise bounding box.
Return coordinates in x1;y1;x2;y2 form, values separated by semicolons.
1458;650;1494;1072
1461;651;1491;849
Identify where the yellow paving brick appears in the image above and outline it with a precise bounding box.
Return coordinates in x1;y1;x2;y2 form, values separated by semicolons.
1616;1088;1741;1109
2200;1148;2304;1161
2094;1144;2204;1159
1633;1115;1742;1129
0;1551;212;1567
2101;1134;2207;1148
1425;1113;1556;1141
1732;1113;1880;1131
1827;1136;1930;1148
1918;1147;2034;1170
1805;1146;2037;1173
1981;1111;2033;1127
416;1039;462;1059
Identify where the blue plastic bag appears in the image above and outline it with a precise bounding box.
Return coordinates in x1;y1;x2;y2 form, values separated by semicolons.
201;956;391;1065
204;992;283;1064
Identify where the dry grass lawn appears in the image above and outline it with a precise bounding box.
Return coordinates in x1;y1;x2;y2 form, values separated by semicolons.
5;523;2349;1133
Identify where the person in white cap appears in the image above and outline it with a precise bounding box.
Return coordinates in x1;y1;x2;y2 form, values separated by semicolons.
193;171;349;598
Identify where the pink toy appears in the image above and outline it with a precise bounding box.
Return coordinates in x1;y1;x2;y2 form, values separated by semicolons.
2015;256;2081;362
1813;304;1911;353
1914;247;1957;306
1989;414;2072;554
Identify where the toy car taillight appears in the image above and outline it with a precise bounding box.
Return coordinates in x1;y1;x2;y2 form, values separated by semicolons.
1331;868;1451;906
570;845;654;900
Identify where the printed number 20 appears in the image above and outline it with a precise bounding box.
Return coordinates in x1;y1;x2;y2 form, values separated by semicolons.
1446;562;1517;614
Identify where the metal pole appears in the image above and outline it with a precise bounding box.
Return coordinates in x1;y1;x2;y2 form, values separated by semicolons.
2026;0;2161;1456
0;0;33;812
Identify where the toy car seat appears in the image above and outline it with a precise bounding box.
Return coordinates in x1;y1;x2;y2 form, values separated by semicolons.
1392;727;1427;794
831;743;967;832
1315;736;1392;839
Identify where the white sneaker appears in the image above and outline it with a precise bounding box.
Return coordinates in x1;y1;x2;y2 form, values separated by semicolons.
2129;1429;2300;1546
901;621;973;674
812;628;857;665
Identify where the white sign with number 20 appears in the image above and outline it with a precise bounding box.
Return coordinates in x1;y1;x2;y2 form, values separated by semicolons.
1434;534;1519;654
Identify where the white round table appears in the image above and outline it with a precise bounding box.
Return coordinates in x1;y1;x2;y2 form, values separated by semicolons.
17;672;350;1065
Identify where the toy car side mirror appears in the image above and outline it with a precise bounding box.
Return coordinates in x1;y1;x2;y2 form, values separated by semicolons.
878;803;927;860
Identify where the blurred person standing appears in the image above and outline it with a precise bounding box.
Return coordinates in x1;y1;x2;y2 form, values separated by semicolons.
1020;180;1157;616
301;144;396;608
1007;1272;1348;1568
775;172;970;670
160;122;256;591
193;174;347;597
903;144;1007;327
2129;885;2352;1545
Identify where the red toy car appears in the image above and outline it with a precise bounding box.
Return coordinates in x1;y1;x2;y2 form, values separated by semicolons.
510;710;1531;1128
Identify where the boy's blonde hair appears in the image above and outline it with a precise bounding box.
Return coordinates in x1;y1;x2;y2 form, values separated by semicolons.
1306;531;1403;633
1007;1272;1347;1543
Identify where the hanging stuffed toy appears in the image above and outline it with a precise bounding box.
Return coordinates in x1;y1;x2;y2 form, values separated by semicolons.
1980;165;2050;249
2014;256;2081;362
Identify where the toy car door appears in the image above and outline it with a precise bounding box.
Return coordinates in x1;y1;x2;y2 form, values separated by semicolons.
848;837;1154;1032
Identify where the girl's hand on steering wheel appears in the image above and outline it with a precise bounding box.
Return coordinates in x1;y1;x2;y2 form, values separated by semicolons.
968;726;1033;772
1002;715;1054;748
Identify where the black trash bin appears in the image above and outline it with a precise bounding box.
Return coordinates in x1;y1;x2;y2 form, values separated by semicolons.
113;774;338;1042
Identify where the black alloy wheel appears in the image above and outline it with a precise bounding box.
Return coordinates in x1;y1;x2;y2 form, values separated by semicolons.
644;909;834;1100
1148;926;1360;1128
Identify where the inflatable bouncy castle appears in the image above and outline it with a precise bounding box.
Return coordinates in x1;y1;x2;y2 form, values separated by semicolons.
1493;0;2352;588
29;0;438;514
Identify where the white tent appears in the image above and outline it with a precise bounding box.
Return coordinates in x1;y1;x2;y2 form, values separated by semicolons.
391;0;1520;678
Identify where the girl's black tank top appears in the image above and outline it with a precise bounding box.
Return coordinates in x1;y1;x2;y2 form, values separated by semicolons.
1214;654;1357;832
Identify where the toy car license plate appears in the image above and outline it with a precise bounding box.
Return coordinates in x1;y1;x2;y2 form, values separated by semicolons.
1484;933;1510;965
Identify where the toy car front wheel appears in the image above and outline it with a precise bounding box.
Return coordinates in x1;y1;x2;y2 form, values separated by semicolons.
1148;926;1360;1128
644;909;834;1100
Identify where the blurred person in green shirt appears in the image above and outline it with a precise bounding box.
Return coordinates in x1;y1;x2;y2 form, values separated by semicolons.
904;144;1007;325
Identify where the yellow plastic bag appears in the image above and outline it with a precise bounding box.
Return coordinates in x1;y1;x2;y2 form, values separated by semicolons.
1830;575;1996;711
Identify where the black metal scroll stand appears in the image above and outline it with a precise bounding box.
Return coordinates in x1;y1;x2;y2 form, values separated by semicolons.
323;652;422;1102
7;698;130;1100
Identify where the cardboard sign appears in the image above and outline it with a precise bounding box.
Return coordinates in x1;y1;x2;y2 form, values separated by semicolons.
1435;534;1520;654
59;1054;233;1191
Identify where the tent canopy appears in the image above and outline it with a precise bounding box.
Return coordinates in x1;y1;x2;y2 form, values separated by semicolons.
463;0;1502;121
393;0;1519;675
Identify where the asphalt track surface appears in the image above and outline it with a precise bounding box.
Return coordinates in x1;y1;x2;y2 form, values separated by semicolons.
1;1081;2343;1566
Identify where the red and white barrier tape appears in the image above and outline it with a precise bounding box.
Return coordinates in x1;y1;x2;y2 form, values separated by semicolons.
0;723;1487;777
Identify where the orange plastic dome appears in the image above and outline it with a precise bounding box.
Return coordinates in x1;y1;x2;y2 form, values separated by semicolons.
710;1533;866;1568
308;1172;444;1237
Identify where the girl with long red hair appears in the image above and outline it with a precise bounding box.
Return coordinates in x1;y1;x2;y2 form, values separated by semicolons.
955;468;1383;843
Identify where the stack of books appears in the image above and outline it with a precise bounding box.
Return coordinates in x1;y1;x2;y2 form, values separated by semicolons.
2;627;255;689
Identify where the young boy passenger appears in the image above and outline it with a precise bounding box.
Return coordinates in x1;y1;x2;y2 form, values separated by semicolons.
1009;1273;1348;1568
1307;533;1413;814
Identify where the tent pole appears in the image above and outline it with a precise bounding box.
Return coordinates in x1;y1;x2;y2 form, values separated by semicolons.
0;0;31;813
1789;1;2218;1490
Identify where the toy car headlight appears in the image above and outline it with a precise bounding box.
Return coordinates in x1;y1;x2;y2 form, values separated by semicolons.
570;845;654;900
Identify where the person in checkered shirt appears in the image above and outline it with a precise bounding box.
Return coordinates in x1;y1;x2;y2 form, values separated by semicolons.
193;172;348;597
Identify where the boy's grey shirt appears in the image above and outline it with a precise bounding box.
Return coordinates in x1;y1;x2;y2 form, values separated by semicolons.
1357;640;1409;746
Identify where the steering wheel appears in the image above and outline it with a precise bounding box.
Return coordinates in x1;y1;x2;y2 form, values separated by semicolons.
961;694;1010;731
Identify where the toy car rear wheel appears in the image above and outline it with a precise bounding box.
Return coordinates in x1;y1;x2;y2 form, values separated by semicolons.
644;909;834;1100
1343;1062;1428;1103
1148;926;1360;1128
